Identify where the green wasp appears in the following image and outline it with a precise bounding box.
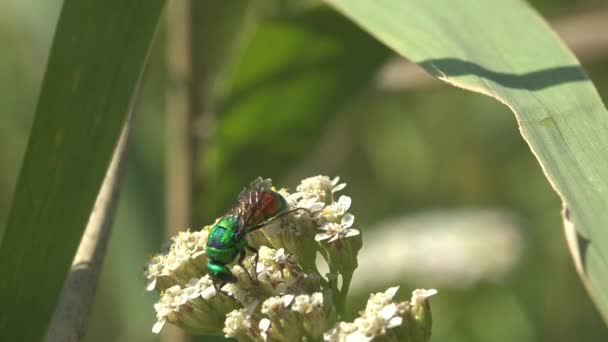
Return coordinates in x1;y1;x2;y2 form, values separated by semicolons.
205;178;306;290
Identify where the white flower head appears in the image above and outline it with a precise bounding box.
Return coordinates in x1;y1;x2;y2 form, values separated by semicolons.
291;292;323;314
323;286;413;341
315;213;360;243
296;175;346;203
144;229;209;292
224;309;257;339
152;285;183;334
254;247;299;286
411;288;438;306
145;175;416;340
261;294;295;316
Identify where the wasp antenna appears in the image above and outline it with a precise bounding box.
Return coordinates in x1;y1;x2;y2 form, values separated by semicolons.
246;207;311;233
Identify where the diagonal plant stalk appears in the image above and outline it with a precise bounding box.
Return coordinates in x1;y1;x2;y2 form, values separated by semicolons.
46;119;131;342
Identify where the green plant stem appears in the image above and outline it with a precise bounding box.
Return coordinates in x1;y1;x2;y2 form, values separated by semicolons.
337;270;354;316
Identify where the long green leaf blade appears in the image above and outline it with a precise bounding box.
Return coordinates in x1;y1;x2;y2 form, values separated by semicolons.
325;0;608;322
0;1;164;340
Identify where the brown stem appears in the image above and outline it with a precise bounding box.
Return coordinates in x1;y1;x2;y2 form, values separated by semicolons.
46;119;131;342
165;0;201;341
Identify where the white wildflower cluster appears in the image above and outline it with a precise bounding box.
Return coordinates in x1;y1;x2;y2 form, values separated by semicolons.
224;309;258;340
224;291;335;341
222;246;322;314
289;175;359;242
144;228;210;292
144;176;436;341
152;275;239;335
324;287;437;342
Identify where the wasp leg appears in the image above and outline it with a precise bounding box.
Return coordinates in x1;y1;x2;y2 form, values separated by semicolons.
214;281;237;299
214;281;225;295
246;245;260;285
236;249;256;284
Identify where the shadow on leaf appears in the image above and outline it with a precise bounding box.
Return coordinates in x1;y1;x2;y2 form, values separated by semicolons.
419;58;588;90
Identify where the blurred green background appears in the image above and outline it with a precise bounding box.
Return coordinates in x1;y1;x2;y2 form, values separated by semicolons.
1;0;607;341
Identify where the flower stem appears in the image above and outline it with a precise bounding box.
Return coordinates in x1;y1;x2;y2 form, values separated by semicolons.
337;270;353;316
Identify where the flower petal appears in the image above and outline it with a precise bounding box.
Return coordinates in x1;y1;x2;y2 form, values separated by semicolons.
338;195;352;210
344;229;360;238
259;318;271;341
152;319;166;334
310;201;326;212
282;294;295;307
331;176;341;186
201;286;217;300
332;182;347;193
259;317;271;331
146;278;157;291
315;233;331;241
380;303;397;320
386;316;403;329
342;213;355;228
385;286;400;299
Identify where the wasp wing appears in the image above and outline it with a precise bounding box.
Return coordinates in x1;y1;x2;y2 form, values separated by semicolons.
229;177;273;237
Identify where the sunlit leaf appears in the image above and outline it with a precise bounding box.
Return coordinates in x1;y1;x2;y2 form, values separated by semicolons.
325;0;608;322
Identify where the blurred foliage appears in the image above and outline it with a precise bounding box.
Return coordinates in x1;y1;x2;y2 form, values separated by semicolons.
1;0;607;341
200;8;389;222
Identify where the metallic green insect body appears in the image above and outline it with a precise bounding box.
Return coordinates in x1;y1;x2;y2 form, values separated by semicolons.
205;216;247;284
205;178;293;288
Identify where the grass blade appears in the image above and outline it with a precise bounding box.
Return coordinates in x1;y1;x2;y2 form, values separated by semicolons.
0;1;164;340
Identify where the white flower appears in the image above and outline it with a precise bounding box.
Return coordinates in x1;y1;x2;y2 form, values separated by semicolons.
224;309;255;339
297;197;326;213
323;286;413;341
254;247;300;289
364;286;400;313
291;292;323;314
184;275;217;300
152;285;183;334
321;195;352;223
296;175;346;202
315;214;360;243
261;294;295;315
411;288;438;305
323;322;358;342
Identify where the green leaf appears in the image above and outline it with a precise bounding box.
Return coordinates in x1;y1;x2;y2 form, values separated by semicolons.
203;8;389;217
324;0;608;322
0;1;164;340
